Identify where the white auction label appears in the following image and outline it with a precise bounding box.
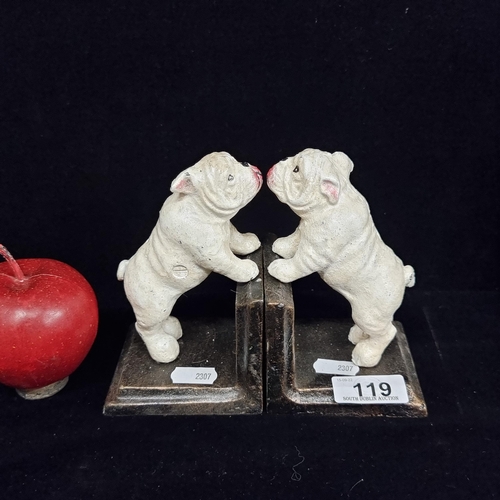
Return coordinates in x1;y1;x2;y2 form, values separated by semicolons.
332;375;409;404
313;358;360;376
170;367;218;385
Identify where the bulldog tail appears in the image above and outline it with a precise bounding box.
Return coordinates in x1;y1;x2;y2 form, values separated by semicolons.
117;259;129;281
404;265;415;288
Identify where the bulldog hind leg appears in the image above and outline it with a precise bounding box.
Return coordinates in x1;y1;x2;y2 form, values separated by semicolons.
349;303;398;367
351;322;397;368
162;315;182;340
137;327;180;364
134;316;180;363
130;292;182;363
348;324;369;345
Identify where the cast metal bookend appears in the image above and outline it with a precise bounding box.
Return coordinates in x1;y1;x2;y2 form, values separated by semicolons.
104;246;264;416
104;152;264;415
265;148;425;415
264;235;427;417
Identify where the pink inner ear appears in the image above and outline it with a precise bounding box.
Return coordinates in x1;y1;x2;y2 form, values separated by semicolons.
174;179;188;191
171;175;195;194
321;180;339;202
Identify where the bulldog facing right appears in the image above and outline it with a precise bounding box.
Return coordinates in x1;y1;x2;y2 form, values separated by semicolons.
118;152;263;364
267;148;415;368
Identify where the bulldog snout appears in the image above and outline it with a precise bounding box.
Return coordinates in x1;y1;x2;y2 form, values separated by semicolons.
241;162;262;177
267;165;276;186
251;165;262;176
250;164;263;188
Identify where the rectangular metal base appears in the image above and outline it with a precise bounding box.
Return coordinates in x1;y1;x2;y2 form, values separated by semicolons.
104;249;263;416
264;237;427;417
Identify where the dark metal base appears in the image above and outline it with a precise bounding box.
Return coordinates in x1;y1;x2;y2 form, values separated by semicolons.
264;236;427;417
104;249;263;416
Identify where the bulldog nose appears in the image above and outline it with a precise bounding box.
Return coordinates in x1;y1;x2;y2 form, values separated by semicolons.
251;165;262;177
267;165;275;179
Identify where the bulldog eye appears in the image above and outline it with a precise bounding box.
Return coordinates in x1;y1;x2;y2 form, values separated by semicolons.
240;161;250;167
228;174;234;181
293;166;300;173
281;157;289;162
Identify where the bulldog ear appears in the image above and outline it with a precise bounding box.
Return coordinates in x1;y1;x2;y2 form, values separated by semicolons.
331;152;354;179
170;171;196;194
320;178;341;204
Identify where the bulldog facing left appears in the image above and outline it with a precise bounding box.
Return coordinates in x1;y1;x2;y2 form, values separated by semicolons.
118;152;263;363
267;148;415;368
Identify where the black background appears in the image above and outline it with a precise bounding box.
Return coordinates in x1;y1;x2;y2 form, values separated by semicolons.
1;1;498;499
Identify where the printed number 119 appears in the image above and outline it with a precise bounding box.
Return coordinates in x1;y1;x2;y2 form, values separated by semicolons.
353;382;392;397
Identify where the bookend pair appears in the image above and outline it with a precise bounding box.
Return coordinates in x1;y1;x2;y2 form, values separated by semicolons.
104;237;426;417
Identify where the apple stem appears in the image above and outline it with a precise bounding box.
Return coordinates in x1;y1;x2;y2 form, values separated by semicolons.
0;244;26;281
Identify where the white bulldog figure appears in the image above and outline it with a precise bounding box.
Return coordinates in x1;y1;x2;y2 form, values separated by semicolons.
118;152;263;363
267;148;415;367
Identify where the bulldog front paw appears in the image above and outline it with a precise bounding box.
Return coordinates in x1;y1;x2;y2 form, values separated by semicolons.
234;259;259;282
237;232;261;255
272;238;296;259
267;259;294;283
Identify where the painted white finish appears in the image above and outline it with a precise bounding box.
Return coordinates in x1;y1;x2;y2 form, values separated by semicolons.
118;152;263;363
267;148;415;367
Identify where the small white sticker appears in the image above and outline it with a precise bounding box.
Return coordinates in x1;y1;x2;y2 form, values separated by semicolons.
313;358;360;376
332;375;409;404
170;367;218;385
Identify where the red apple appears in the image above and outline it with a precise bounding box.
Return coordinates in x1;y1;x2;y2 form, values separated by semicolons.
0;244;98;397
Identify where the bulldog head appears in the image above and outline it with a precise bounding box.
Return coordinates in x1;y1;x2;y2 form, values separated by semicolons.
171;152;263;217
267;148;353;214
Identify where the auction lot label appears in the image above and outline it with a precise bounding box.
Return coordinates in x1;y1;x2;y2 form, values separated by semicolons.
332;374;409;404
171;367;218;385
